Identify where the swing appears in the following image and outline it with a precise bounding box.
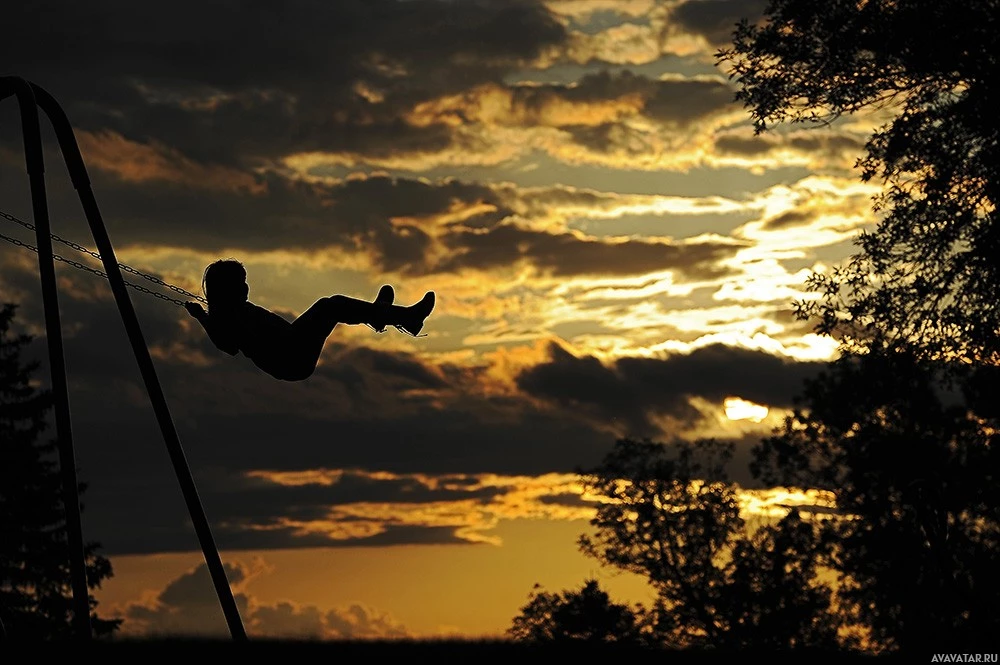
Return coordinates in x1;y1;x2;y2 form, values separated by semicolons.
1;75;246;641
2;207;434;340
1;207;206;307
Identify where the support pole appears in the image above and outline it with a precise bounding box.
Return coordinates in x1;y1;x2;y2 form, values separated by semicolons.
0;76;247;641
2;77;92;639
30;81;247;642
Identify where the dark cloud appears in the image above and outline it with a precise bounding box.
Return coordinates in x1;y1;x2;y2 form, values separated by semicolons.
507;70;737;127
713;133;776;157
759;210;812;231
209;523;476;553
538;492;595;508
669;0;770;46
564;122;627;154
787;133;867;155
337;346;448;390
640;77;737;126
551;74;736;156
518;343;667;436
713;131;866;161
439;224;743;278
250;602;327;640
3;167;493;256
211;470;505;522
78;395;612;554
2;0;566;167
2;161;741;279
517;341;824;436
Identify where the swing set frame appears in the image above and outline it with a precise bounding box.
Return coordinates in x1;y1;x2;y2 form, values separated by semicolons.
0;76;246;641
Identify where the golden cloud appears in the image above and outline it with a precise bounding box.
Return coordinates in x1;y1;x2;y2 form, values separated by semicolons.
77;130;267;194
280;72;745;174
240;468;839;546
543;0;656;19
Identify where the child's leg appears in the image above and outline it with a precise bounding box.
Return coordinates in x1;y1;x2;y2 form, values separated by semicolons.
291;291;434;376
305;295;406;327
280;290;395;380
292;294;417;340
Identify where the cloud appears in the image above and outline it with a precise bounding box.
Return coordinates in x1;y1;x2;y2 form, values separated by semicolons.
76;130;267;194
545;0;655;20
210;469;596;549
668;0;770;47
107;465;599;553
563;19;664;66
324;604;408;640
283;72;745;172
2;158;750;282
516;341;823;436
406;71;737;131
711;128;868;172
3;0;567;168
122;561;253;637
437;224;743;278
731;175;879;254
9;18;751;182
119;560;409;639
553;0;769;66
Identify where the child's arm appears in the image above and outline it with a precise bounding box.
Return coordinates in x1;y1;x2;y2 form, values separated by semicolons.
185;302;239;356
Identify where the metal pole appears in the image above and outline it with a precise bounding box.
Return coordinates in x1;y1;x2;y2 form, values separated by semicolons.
1;77;93;639
26;81;248;641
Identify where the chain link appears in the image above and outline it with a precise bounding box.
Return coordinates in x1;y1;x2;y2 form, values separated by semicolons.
1;208;206;305
1;230;189;307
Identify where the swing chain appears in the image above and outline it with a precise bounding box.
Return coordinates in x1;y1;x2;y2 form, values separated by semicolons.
1;208;206;305
1;229;188;306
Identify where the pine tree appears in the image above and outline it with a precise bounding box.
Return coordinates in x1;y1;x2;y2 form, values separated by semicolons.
0;302;120;639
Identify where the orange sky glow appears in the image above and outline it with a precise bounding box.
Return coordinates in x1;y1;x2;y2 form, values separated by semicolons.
0;0;873;640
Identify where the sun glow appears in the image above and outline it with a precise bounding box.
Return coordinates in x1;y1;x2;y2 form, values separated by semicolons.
724;396;769;422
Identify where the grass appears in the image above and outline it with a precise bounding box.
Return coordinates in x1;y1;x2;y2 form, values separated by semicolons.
14;636;909;663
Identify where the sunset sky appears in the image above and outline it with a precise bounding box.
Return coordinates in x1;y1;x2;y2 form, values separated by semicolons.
1;0;871;639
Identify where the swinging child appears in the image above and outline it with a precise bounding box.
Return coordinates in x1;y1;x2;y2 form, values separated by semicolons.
185;259;435;381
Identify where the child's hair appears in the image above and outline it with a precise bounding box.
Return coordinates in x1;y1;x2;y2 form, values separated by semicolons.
202;259;247;309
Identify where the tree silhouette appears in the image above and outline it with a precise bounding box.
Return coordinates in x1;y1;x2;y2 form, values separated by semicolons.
717;0;1000;654
755;350;1000;652
577;438;841;650
718;0;999;365
508;579;641;645
0;303;120;639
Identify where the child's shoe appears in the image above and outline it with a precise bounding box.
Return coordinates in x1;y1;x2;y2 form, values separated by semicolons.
395;292;435;337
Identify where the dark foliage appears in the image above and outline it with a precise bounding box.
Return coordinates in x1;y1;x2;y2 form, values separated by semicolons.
719;0;1000;365
756;351;1000;651
508;579;641;644
0;303;120;639
574;438;841;650
719;0;1000;653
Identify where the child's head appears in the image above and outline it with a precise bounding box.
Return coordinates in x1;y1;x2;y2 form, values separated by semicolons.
203;259;248;308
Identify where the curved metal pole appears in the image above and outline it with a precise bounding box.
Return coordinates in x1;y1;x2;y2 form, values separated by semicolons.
30;81;248;642
1;77;247;641
0;77;92;639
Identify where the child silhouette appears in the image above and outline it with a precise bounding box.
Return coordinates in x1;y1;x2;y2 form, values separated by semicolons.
185;259;435;381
